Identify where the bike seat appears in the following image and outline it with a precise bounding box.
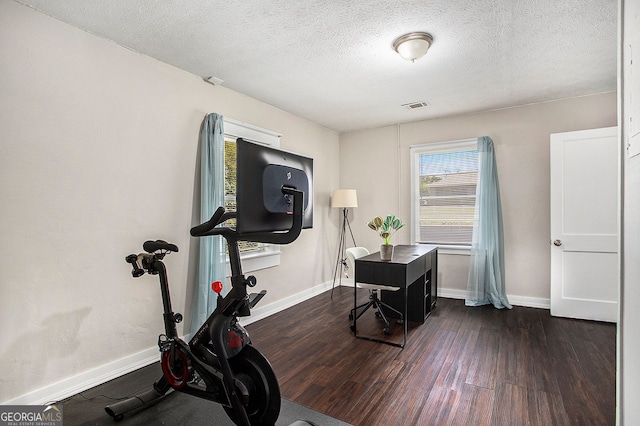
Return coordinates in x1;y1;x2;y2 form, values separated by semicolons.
143;240;179;253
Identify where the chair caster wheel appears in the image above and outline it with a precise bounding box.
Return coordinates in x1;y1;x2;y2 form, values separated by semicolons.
383;327;391;335
348;313;354;320
397;319;404;325
375;311;382;318
350;325;356;332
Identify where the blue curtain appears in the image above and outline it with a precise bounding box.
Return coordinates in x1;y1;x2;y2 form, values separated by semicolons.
190;113;227;337
466;136;511;309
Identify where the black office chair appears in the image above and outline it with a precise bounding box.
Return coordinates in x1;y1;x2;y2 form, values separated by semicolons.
346;247;404;335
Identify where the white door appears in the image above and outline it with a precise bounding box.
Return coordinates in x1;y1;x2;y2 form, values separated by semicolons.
550;127;619;322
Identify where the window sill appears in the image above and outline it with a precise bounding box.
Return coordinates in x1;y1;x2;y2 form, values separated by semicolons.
225;249;281;276
434;245;471;255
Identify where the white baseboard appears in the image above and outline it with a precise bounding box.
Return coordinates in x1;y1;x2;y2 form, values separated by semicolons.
2;280;335;406
437;287;550;309
507;294;550;309
3;346;159;405
340;284;550;310
437;287;466;300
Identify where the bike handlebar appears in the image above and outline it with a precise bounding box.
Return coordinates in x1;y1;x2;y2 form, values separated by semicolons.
190;187;305;245
189;208;237;237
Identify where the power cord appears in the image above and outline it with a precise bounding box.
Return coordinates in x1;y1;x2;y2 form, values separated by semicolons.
48;383;154;405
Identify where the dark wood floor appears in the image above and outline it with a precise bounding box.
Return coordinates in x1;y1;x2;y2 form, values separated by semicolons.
247;287;616;426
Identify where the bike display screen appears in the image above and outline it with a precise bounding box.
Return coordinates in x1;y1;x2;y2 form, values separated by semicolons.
236;138;313;234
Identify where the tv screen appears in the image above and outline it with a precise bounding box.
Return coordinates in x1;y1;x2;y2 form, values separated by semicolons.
236;138;313;234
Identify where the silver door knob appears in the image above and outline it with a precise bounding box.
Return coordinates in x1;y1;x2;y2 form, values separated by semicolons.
553;239;562;246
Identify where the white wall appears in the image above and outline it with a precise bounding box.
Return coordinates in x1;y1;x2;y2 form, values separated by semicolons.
339;93;617;304
0;1;339;403
621;0;640;422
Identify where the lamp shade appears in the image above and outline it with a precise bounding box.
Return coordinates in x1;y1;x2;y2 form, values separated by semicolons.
331;189;358;208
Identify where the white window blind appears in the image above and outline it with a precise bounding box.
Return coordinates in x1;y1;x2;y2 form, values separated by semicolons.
411;139;478;247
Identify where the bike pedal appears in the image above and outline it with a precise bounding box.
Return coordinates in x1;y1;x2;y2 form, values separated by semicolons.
233;378;250;405
189;371;202;385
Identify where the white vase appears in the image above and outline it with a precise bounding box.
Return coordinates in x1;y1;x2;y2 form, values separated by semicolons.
380;244;394;261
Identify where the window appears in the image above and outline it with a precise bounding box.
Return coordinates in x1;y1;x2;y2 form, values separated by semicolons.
410;139;478;252
223;118;281;272
224;138;260;253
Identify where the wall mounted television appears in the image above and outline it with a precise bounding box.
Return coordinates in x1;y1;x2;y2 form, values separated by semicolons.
235;138;313;234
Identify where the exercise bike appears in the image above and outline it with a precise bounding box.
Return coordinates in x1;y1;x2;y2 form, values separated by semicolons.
105;188;307;426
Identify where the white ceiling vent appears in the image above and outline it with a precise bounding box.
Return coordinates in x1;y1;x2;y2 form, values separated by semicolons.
401;101;429;110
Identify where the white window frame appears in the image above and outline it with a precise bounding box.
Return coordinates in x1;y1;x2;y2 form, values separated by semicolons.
410;138;478;255
223;117;282;274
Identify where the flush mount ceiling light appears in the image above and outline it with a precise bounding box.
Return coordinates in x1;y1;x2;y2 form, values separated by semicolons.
393;32;433;62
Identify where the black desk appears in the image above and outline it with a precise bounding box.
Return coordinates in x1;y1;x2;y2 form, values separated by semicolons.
353;244;438;348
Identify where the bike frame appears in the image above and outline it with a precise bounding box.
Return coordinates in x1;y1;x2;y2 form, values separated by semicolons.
105;188;304;426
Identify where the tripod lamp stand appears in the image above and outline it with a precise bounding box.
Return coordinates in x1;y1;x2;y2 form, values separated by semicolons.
331;189;358;298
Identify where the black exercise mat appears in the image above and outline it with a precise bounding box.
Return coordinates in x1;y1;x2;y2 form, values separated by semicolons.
59;362;351;426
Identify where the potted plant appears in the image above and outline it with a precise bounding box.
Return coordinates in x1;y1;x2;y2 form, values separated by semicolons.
367;215;405;260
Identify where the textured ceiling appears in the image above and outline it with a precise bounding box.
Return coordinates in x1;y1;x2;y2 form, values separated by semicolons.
16;0;617;133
